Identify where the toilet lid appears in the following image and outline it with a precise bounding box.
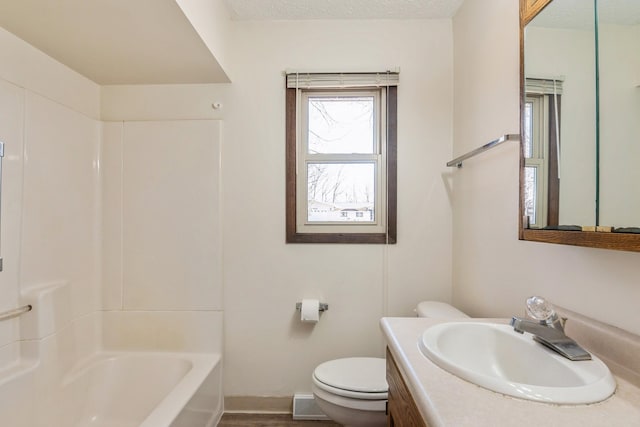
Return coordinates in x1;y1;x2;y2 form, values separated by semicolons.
313;357;387;393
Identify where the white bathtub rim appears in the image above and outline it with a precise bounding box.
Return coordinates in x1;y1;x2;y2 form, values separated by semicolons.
140;352;221;427
59;350;205;385
58;350;221;427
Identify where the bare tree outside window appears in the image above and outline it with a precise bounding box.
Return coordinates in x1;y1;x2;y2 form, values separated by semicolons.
305;95;376;222
308;96;375;154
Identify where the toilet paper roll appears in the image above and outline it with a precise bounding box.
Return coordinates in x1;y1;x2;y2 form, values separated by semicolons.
300;299;320;323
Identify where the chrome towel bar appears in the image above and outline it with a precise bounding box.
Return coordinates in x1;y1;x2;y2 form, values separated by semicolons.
0;305;32;322
447;133;520;168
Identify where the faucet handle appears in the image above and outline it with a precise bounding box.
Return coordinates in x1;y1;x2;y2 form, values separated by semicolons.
525;296;556;321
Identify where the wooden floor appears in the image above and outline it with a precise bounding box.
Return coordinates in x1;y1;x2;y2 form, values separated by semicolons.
218;413;341;426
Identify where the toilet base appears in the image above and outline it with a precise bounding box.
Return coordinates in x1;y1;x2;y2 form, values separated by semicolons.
313;393;387;427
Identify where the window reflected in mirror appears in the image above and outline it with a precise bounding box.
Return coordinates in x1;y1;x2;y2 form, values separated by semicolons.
520;0;640;251
524;0;595;229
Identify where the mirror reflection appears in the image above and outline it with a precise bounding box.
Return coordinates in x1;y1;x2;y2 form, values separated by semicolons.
524;0;597;229
598;0;640;230
523;0;640;233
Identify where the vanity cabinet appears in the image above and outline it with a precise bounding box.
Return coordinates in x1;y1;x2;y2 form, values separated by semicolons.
386;348;428;427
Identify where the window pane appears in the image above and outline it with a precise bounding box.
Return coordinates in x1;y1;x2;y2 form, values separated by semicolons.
524;101;533;158
308;96;375;154
307;163;375;222
524;166;537;225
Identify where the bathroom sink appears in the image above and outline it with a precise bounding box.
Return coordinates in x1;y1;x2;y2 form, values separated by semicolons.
419;322;616;404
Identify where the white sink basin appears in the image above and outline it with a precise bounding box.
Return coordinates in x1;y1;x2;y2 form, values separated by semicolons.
419;322;616;404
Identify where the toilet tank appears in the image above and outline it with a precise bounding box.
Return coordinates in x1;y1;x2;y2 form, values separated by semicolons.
415;301;468;318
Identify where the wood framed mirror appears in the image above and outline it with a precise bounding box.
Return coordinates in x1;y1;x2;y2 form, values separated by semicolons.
519;0;640;252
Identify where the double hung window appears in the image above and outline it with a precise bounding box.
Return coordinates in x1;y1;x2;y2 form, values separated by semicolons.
285;73;398;243
524;94;549;228
524;78;562;228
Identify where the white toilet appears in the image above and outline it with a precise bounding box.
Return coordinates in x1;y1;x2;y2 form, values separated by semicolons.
311;301;468;427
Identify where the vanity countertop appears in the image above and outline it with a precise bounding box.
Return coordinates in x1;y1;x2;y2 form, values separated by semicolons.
381;317;640;427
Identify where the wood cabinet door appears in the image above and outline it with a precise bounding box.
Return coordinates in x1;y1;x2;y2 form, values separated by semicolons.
386;348;428;427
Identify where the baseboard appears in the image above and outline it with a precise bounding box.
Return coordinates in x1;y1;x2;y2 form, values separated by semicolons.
223;396;292;414
223;395;329;420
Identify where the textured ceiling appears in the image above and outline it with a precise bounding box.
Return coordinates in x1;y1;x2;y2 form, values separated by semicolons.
224;0;465;20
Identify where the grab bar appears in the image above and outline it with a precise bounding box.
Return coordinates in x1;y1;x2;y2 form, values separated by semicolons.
447;134;520;168
0;141;3;271
0;305;32;322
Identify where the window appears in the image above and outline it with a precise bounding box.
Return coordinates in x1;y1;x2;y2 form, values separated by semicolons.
286;72;398;243
524;94;549;228
524;78;562;228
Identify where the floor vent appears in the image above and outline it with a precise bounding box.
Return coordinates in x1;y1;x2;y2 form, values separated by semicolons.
292;393;330;420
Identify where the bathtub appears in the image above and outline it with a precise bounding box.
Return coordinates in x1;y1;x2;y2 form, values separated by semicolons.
41;351;222;427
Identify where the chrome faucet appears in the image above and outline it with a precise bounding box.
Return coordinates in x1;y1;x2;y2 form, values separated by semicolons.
510;296;592;361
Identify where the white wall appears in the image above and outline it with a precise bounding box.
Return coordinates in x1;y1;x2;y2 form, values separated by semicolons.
0;27;101;370
103;17;454;399
0;78;24;364
222;18;454;398
452;0;640;337
101;120;223;353
175;0;233;81
0;27;100;119
0;23;224;419
598;24;640;227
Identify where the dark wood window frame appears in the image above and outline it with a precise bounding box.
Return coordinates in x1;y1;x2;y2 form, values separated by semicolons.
546;94;560;226
285;86;397;244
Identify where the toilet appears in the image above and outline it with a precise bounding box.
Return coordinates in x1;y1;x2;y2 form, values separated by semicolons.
311;301;468;427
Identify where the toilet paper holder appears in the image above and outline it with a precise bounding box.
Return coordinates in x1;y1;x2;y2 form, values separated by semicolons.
295;302;329;312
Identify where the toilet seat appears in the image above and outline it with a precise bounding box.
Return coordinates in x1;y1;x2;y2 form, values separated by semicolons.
312;357;388;400
312;381;387;413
